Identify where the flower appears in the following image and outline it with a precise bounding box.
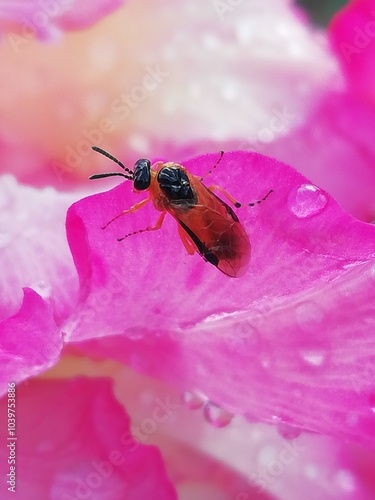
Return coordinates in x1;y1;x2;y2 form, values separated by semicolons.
0;377;176;499
1;0;375;499
0;0;124;43
65;149;375;450
330;0;375;101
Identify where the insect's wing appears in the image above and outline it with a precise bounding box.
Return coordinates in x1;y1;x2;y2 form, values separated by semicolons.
213;212;251;278
169;188;251;277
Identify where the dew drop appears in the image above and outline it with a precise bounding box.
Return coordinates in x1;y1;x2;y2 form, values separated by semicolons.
225;321;261;350
276;419;302;440
259;353;271;369
288;184;328;218
272;415;302;440
181;390;206;410
295;300;324;332
203;402;233;428
126;326;146;340
300;349;326;367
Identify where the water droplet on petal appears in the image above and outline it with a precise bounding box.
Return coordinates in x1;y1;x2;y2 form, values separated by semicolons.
272;415;303;440
225;321;262;350
300;349;326;367
288;184;328;218
203;402;233;428
259;353;271;369
275;418;302;440
295;301;324;332
126;326;147;340
181;390;206;410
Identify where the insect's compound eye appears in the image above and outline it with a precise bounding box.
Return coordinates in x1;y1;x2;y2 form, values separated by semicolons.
133;159;151;191
158;167;194;201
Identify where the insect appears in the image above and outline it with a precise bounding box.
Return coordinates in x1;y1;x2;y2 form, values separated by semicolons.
90;146;273;278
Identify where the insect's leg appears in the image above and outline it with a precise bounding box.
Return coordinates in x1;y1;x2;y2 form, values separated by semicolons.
117;211;166;242
207;185;274;208
199;151;224;181
246;189;274;207
177;224;196;255
102;197;151;229
207;184;242;208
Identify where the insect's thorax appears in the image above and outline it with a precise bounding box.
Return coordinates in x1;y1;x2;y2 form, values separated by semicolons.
150;163;198;211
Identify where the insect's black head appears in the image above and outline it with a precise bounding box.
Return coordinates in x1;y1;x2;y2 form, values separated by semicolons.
157;166;194;201
133;159;151;191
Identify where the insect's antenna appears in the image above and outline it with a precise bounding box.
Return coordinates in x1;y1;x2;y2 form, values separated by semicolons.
92;146;134;176
248;189;274;207
89;172;133;181
200;151;224;181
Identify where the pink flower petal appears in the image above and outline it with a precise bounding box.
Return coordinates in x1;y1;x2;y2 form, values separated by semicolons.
330;0;375;101
243;91;375;221
56;0;124;30
0;288;62;397
0;175;79;324
0;0;124;42
65;150;375;446
112;365;375;499
0;377;176;499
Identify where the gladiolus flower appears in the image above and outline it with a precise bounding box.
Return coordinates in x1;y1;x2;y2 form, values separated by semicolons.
1;1;375;499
